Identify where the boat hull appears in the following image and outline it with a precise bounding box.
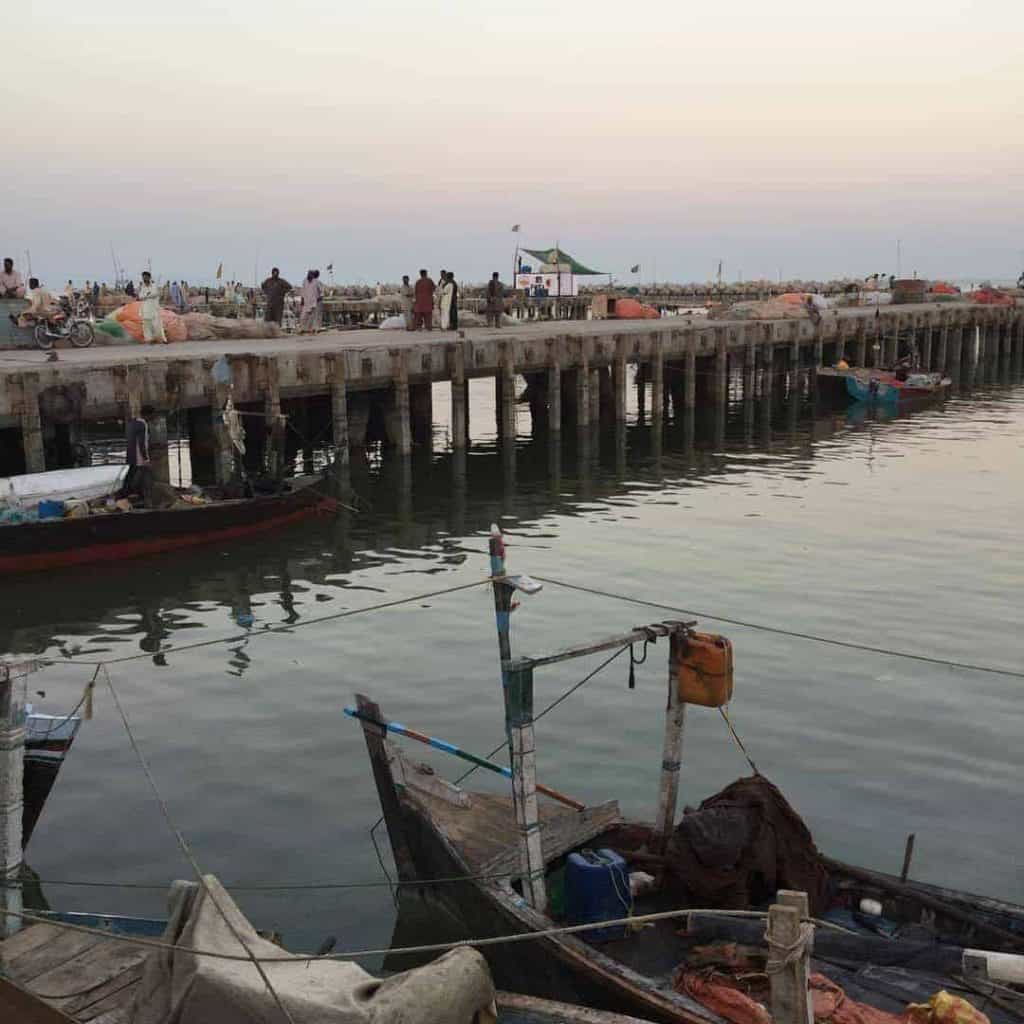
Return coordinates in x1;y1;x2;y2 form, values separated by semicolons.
23;711;82;846
0;478;330;574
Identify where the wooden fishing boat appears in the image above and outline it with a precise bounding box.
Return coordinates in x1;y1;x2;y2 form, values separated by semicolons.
817;366;951;405
0;472;332;574
352;534;1024;1024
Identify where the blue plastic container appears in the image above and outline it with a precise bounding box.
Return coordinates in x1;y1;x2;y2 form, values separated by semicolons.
37;500;66;520
564;848;630;943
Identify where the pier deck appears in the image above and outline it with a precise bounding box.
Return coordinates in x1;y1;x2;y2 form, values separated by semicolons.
0;302;1020;478
0;922;146;1023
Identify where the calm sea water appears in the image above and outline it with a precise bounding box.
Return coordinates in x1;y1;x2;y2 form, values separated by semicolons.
6;361;1023;965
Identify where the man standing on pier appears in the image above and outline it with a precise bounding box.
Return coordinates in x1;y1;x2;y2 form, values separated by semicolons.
401;274;414;330
486;272;504;328
262;267;291;325
0;258;25;298
139;271;168;344
413;268;435;331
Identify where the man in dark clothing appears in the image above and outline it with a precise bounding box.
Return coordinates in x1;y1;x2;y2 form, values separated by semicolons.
448;271;459;330
117;404;155;504
261;267;292;324
486;272;504;328
413;269;435;331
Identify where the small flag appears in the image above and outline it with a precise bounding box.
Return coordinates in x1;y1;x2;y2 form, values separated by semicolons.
215;262;223;280
630;264;640;274
326;263;333;272
511;224;520;233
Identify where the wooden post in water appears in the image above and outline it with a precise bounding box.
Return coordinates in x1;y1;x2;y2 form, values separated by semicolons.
613;336;628;425
769;890;813;1024
651;332;664;427
18;374;46;474
0;664;26;939
654;633;687;851
854;321;867;368
684;333;697;410
329;354;349;466
576;339;591;429
546;338;561;435
500;342;516;445
391;349;412;456
450;341;468;449
505;658;547;911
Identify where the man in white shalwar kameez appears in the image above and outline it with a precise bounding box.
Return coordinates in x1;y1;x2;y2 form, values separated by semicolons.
139;271;167;343
439;272;454;332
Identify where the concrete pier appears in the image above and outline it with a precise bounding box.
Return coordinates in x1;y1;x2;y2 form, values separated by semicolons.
0;303;1019;477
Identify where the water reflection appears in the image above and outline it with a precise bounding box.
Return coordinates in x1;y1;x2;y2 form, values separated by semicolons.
4;368;1023;674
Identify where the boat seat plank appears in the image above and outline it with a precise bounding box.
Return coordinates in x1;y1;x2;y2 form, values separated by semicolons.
27;939;146;1010
5;930;104;984
407;790;579;870
63;965;142;1019
73;969;143;1022
483;800;622;878
0;923;67;964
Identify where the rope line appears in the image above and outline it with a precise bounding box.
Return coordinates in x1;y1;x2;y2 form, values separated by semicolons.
36;579;490;667
718;706;759;775
453;643;629;786
2;871;522;892
1;904;849;965
533;576;1024;680
101;666;296;1024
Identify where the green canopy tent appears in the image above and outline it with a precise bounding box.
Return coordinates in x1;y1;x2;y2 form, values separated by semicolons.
519;247;604;276
516;246;605;298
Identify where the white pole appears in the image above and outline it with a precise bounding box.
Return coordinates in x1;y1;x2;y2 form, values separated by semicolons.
654;633;687;849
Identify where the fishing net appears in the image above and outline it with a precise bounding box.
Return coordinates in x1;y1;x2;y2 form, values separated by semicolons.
662;774;830;915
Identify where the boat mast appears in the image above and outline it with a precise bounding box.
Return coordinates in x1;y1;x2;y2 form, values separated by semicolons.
487;525;547;910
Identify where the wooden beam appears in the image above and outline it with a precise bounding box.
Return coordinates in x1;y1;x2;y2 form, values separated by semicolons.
654;633;688;851
768;891;813;1024
355;692;417;882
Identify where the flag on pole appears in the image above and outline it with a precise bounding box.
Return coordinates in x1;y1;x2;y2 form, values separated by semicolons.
215;262;223;280
630;264;640;274
326;263;333;272
511;224;520;232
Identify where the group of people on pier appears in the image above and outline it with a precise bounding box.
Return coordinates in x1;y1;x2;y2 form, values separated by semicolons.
259;266;508;333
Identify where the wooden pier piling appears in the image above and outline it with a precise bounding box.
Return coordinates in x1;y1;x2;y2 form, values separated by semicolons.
769;890;814;1024
0;665;26;939
546;339;561;435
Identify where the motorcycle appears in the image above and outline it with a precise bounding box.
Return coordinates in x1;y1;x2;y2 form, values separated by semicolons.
32;298;95;350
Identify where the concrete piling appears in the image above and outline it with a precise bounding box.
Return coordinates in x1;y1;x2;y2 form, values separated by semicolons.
613;336;628;425
651;332;664;425
391;349;412;456
328;354;349;464
684;334;696;410
18;375;45;474
546;339;561;435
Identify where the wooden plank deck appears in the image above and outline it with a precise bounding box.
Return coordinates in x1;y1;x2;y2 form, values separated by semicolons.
0;923;146;1023
406;787;621;875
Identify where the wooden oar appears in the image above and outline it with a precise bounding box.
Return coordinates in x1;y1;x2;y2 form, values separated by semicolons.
343;707;584;811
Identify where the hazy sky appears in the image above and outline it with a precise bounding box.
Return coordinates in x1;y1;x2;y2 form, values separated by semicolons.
7;0;1023;285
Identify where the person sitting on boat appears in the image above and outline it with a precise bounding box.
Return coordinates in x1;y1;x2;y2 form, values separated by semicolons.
116;405;155;505
894;357;912;382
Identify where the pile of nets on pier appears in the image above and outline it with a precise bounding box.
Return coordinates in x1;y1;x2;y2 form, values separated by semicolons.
95;306;281;342
714;292;831;320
